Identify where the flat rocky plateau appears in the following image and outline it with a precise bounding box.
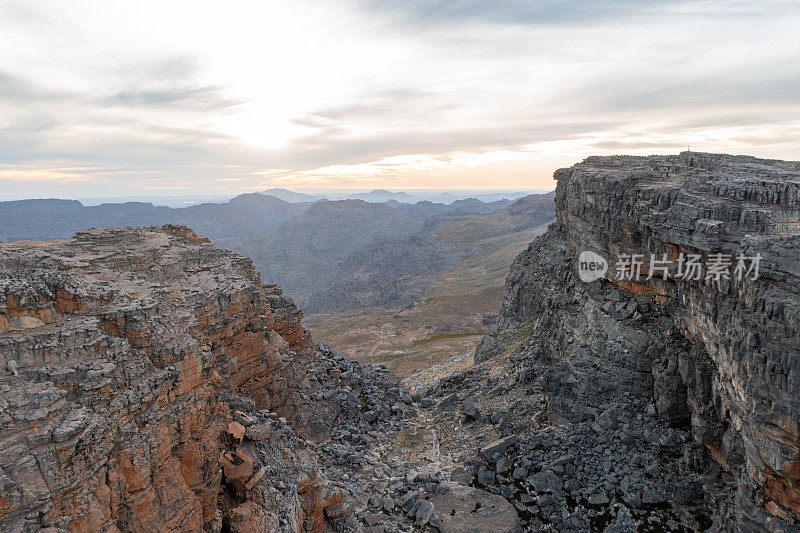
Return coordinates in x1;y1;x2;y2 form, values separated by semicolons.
1;151;798;532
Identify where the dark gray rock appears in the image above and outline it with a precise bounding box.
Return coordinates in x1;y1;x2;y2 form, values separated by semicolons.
414;500;435;525
481;435;519;460
475;152;800;531
526;470;562;493
461;398;478;421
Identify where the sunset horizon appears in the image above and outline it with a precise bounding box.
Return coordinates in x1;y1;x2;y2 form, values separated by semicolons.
2;0;798;198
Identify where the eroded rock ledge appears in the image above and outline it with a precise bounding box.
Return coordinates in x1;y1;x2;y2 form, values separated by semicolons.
0;226;371;532
478;152;800;531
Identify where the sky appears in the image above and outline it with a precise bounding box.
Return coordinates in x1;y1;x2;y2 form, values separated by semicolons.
1;0;799;199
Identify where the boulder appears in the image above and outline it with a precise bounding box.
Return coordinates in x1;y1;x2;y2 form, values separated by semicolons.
429;483;519;533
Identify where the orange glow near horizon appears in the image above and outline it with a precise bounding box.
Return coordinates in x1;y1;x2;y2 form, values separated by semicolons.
0;1;798;199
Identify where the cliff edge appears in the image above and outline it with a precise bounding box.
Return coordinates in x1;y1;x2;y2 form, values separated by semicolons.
0;226;405;532
478;152;800;530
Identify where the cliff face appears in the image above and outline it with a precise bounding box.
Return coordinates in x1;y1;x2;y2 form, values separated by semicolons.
0;226;345;532
478;152;800;530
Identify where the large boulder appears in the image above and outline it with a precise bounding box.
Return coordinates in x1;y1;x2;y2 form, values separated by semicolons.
429;483;519;533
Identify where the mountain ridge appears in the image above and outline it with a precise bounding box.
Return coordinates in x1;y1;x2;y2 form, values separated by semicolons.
0;193;312;242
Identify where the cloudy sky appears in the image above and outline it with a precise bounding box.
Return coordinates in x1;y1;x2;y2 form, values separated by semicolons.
1;0;798;198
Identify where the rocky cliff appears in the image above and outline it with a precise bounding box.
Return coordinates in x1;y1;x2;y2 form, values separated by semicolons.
0;226;407;532
4;152;798;533
478;152;800;531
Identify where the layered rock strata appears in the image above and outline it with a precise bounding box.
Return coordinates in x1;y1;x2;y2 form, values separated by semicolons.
478;152;800;531
0;226;342;532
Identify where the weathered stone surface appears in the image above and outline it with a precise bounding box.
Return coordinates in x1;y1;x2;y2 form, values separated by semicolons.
429;482;519;533
481;435;519;459
228;421;246;442
478;152;800;531
0;226;340;532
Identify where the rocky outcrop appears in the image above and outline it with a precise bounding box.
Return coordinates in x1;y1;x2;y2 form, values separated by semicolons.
478;152;800;531
0;226;346;532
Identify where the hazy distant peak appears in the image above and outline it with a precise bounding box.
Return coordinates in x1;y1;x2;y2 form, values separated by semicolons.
228;192;294;205
259;188;324;203
349;190;417;203
0;198;84;208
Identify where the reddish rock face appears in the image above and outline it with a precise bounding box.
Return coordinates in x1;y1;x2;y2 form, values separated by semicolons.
0;226;337;532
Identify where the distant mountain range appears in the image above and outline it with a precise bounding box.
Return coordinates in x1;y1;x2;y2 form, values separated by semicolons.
0;194;312;242
259;188;325;203
12;188;543;207
348;189;417;203
213;192;554;312
219;199;479;302
0;190;535;244
300;192;556;312
252;188;539;204
0;189;555;315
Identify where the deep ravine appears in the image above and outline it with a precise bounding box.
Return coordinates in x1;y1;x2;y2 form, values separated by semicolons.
2;151;799;532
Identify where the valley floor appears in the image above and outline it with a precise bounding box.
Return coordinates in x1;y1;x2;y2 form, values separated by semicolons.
305;221;552;382
317;341;721;533
306;284;500;380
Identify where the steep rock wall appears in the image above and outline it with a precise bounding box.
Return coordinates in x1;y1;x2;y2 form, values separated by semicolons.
0;226;339;532
478;152;800;530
